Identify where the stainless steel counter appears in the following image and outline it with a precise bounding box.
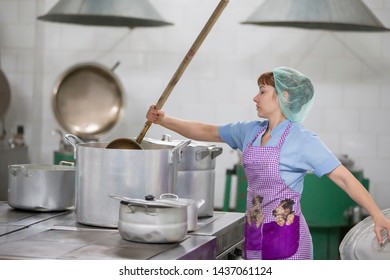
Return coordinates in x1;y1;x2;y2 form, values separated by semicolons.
0;202;244;260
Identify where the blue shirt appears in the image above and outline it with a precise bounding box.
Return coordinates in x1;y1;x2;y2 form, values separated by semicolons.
218;119;341;194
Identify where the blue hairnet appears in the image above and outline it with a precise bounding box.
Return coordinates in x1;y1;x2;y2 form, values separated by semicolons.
273;67;315;123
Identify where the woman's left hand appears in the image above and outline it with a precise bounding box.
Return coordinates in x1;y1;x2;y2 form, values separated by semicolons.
373;215;390;245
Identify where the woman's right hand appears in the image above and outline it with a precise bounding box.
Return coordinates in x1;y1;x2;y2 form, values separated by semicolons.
146;105;165;124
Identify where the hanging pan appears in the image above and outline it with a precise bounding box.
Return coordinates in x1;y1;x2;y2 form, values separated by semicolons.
52;62;124;140
0;69;11;141
0;69;11;119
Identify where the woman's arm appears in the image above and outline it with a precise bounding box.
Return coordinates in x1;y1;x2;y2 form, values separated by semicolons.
327;165;390;244
146;105;223;142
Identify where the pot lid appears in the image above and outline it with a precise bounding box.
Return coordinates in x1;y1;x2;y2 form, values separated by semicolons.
160;193;205;208
142;135;216;148
340;208;390;260
242;0;390;32
37;0;172;28
0;70;11;119
110;194;187;208
52;62;124;139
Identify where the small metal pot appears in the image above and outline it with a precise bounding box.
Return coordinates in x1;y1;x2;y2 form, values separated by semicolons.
111;194;188;243
8;163;75;211
160;193;204;232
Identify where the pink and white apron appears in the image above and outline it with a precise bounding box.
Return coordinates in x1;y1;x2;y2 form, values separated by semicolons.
242;122;312;260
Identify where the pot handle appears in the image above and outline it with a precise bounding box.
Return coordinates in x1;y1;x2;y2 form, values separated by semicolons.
160;193;179;200
196;146;223;161
9;165;30;177
126;204;157;216
210;146;223;159
65;134;84;160
59;161;75;167
197;199;205;209
169;139;191;164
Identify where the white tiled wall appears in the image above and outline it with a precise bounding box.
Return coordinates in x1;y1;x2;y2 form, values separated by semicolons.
1;0;389;209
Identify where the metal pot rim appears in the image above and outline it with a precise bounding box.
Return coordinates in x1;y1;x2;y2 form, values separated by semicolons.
142;136;218;148
9;164;75;171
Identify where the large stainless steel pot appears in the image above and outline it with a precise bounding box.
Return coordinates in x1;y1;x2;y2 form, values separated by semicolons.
8;163;75;211
142;135;222;170
111;194;188;243
66;134;190;228
142;135;223;217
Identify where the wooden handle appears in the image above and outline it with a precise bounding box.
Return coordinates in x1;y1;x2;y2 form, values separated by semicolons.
136;0;229;143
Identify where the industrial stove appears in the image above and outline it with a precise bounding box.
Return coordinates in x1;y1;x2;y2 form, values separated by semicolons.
0;202;244;260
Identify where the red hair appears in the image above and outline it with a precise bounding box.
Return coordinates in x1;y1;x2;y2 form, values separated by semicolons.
257;71;275;87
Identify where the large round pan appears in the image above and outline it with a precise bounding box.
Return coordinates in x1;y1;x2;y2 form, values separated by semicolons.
52;62;124;140
0;69;11;119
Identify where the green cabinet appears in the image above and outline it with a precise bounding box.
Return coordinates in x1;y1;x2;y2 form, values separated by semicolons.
223;164;248;212
53;151;74;164
301;171;369;260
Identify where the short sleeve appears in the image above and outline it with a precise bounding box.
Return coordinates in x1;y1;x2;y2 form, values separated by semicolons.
297;131;341;177
218;121;264;151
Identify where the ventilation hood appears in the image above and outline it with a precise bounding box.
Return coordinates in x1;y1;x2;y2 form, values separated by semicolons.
242;0;389;32
37;0;173;28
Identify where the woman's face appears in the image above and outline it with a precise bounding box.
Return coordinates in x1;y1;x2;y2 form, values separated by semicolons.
253;84;280;119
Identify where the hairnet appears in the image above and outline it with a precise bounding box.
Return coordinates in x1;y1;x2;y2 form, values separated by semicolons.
273;67;315;123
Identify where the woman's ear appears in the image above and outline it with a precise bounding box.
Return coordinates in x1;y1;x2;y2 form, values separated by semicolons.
282;91;289;102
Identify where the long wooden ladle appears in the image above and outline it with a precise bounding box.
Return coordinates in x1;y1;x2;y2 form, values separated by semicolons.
106;0;229;150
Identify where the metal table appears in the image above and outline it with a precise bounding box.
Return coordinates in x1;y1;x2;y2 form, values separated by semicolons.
0;202;244;260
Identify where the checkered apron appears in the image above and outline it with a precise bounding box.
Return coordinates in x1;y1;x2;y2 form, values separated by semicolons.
242;122;312;260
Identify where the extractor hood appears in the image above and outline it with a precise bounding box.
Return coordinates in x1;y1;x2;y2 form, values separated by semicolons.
37;0;173;28
242;0;389;32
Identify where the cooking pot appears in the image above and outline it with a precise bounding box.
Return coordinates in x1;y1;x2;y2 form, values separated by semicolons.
340;208;390;259
160;193;205;232
66;134;191;228
8;162;75;211
110;194;188;243
142;135;222;217
142;135;222;170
